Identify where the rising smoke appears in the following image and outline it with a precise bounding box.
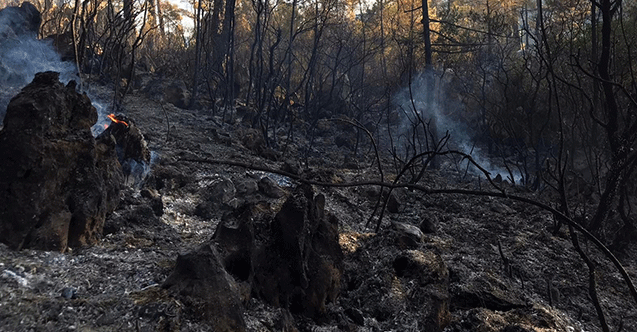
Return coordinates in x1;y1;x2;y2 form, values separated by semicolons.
393;70;523;183
0;2;110;133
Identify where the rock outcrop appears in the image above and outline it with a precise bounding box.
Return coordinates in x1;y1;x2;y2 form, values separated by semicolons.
163;184;344;324
162;243;247;332
0;71;123;251
253;184;343;320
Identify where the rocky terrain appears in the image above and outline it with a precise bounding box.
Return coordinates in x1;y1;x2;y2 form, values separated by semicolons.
0;74;636;332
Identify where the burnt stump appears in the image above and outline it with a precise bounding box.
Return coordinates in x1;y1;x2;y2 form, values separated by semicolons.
0;71;123;251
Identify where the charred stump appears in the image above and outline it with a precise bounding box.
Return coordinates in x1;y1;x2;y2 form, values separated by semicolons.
253;184;343;320
162;184;344;324
0;71;123;251
98;113;151;186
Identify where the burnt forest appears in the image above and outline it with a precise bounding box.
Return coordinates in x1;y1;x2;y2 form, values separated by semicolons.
0;0;636;331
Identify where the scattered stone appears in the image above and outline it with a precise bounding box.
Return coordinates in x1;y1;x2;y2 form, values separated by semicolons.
420;215;438;234
235;178;259;195
259;176;285;198
391;221;424;248
61;287;77;299
195;177;237;218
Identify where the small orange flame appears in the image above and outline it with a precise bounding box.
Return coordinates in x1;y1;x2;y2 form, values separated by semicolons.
107;113;129;127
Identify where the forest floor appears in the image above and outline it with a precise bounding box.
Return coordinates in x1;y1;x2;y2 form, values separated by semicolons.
1;80;636;332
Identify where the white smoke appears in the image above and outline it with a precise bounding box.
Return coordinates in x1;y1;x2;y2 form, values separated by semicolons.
393;71;522;184
0;18;111;136
0;38;76;85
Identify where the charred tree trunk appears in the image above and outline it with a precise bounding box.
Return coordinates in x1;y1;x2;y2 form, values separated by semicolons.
589;0;627;233
222;0;237;110
189;0;204;109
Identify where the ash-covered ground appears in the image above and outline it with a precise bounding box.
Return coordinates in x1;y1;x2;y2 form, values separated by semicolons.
1;81;636;332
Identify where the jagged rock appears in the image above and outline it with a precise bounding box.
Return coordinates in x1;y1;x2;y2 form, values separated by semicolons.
235;177;259;195
259;176;285;198
391;221;424;248
450;272;527;312
162;243;246;332
240;128;265;153
0;72;123;251
386;190;401;213
239;127;279;160
253;184;343;320
195;177;236;218
214;206;255;283
420;214;439;234
163;80;190;109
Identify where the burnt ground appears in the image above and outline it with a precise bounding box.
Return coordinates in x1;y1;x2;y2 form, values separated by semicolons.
1;81;636;332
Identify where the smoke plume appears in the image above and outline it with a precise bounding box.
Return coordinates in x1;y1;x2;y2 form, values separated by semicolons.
0;2;110;134
394;71;522;183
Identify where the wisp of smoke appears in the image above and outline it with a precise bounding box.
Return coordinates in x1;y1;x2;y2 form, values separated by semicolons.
0;11;110;136
394;71;522;183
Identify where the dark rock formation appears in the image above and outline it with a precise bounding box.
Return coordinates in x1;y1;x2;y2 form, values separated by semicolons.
0;72;123;251
253;184;343;320
194;177;236;218
420;214;439;234
163;184;343;324
258;176;285;198
390;221;425;248
235;177;258;195
214;206;255;283
386;190;401;213
140;188;163;216
162;243;247;332
163;80;190;109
